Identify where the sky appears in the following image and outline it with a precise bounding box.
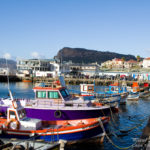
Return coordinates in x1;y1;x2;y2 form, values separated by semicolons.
0;0;150;60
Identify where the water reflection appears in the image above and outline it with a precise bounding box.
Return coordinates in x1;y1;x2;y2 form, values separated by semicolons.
0;82;34;99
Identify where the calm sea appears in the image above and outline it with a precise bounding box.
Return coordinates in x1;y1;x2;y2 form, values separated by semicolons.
0;82;150;150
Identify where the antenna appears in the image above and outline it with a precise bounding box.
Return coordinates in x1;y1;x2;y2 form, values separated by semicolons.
5;58;14;101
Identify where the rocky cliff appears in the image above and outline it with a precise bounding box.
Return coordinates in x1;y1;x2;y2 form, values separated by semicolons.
56;47;136;64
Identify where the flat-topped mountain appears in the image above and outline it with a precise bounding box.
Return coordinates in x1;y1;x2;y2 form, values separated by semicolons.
56;47;137;64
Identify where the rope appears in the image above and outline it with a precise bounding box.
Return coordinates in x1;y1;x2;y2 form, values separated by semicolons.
108;116;147;135
107;98;149;134
99;117;138;150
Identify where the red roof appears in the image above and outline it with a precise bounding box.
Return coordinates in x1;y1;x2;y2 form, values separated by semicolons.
144;57;150;60
127;60;137;63
114;58;122;61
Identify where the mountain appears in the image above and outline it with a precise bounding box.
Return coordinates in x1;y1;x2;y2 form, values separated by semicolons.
0;58;16;70
56;47;137;64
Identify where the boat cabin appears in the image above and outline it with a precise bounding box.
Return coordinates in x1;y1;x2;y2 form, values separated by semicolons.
33;85;90;107
33;86;71;103
7;100;41;130
108;84;127;94
132;82;140;93
80;84;95;96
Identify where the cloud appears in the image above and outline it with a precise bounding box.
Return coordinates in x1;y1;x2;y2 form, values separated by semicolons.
3;53;11;59
31;52;40;58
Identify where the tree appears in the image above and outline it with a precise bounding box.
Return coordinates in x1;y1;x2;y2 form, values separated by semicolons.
136;55;140;62
121;57;125;69
121;57;125;62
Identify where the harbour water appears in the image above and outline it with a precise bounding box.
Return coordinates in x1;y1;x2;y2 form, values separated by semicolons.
0;82;149;150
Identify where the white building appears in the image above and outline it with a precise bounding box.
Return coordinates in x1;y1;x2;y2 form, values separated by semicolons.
0;68;9;75
101;58;123;69
143;57;150;68
16;59;61;78
69;63;100;76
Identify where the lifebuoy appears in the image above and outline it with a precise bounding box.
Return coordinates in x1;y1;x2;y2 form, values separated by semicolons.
54;110;62;118
7;119;20;130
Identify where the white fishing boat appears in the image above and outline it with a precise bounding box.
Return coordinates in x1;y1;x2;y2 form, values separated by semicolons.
127;92;139;101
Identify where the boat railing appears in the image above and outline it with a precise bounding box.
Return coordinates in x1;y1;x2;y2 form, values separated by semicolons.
95;93;120;99
31;98;91;108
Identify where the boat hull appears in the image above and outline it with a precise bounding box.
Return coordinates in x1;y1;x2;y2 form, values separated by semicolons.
0;106;110;121
0;119;108;142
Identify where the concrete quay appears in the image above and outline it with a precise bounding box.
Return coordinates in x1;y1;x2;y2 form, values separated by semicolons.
0;75;21;82
33;77;150;86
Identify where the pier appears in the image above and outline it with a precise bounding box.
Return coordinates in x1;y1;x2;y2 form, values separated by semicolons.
33;77;150;86
0;75;21;82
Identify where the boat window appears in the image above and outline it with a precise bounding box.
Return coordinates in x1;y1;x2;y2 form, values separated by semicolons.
60;89;69;98
36;91;46;98
83;85;87;91
18;109;26;119
111;87;114;91
115;87;118;91
88;86;94;91
48;91;60;99
9;111;17;119
65;89;70;96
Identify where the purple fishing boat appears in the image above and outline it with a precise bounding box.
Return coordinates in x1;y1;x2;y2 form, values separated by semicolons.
0;80;110;121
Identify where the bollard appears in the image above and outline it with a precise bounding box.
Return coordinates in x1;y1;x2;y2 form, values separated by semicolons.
59;139;67;150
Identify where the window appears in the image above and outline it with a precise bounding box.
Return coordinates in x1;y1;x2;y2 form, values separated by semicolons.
65;89;70;96
9;111;17;119
60;89;69;98
18;109;26;119
83;85;88;91
88;86;94;91
48;91;60;99
36;91;46;98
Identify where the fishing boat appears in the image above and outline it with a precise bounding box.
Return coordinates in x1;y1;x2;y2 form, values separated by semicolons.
0;99;109;143
106;82;128;99
131;82;140;93
70;83;120;112
0;82;111;121
127;92;139;101
22;77;32;83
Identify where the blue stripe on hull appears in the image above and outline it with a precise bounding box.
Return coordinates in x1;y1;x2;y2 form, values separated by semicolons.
40;124;108;141
0;124;108;142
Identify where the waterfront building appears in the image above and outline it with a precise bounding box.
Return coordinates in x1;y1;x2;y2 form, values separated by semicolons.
0;68;9;75
124;60;137;68
16;59;61;78
111;58;123;68
143;57;150;68
101;58;124;69
69;62;100;76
